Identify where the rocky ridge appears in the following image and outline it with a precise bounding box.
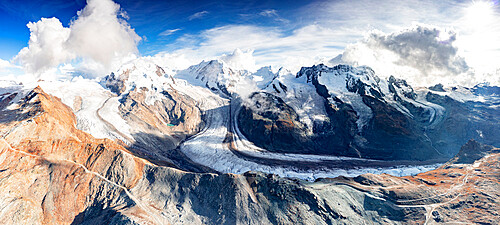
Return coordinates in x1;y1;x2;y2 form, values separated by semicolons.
100;60;205;170
241;64;500;161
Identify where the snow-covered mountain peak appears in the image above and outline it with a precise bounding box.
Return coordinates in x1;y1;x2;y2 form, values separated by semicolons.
386;75;417;101
276;67;292;76
425;83;500;103
296;64;382;98
102;58;174;96
174;59;247;96
175;58;276;97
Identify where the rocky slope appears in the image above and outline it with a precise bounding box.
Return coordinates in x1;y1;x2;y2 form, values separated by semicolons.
240;64;500;161
237;92;312;153
101;61;205;170
0;83;498;224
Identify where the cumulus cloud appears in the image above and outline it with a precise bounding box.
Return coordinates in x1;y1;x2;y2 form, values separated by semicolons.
14;18;72;74
218;49;260;99
219;48;257;72
66;0;140;68
14;0;140;77
302;0;500;86
341;24;471;86
159;0;499;87
188;11;208;20
166;21;494;87
0;59;9;70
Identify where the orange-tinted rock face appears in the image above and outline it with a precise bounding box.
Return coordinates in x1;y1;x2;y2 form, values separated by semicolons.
329;142;500;224
0;87;151;224
119;86;202;144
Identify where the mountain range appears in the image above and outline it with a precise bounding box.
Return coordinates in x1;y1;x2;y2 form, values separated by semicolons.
0;57;498;224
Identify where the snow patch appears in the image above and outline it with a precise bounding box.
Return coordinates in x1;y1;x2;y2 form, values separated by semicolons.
317;68;374;132
265;69;328;131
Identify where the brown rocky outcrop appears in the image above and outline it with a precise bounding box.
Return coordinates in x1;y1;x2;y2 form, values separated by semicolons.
119;86;203;151
243;64;500;161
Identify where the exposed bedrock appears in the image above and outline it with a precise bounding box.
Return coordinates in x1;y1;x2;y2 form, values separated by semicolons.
238;64;500;161
102;68;207;171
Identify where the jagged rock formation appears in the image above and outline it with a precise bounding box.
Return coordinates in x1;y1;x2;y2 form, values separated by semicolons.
241;64;500;161
0;85;498;225
238;92;312;153
176;59;249;96
446;139;499;164
424;89;500;156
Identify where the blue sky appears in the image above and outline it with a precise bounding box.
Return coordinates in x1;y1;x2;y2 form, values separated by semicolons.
0;0;310;59
0;0;83;59
117;0;310;55
1;0;499;86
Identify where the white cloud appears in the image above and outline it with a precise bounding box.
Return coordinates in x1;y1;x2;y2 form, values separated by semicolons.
14;0;141;77
66;0;141;70
302;0;500;86
0;59;9;69
162;0;500;87
258;9;289;23
341;24;472;86
167;24;356;72
259;9;279;17
0;58;23;79
219;48;257;72
188;11;208;20
145;52;193;71
9;0;498;87
165;22;499;87
14;18;73;74
159;28;181;36
0;59;19;71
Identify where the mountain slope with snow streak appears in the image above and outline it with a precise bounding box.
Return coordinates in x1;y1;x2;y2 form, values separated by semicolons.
240;63;500;161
